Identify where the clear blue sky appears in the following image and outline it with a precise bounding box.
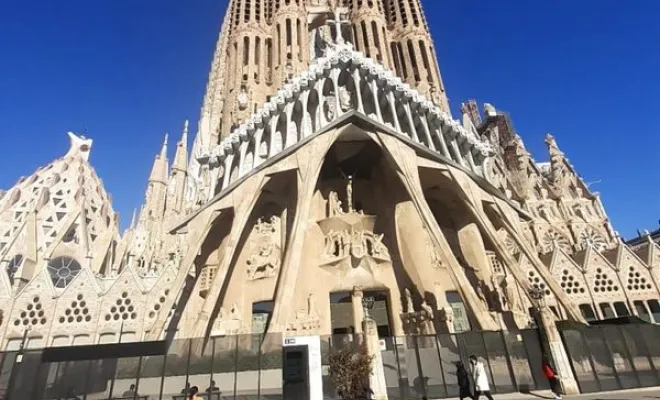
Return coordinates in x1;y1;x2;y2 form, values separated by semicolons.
1;1;658;239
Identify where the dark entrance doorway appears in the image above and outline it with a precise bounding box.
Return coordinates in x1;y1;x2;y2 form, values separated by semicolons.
283;345;310;400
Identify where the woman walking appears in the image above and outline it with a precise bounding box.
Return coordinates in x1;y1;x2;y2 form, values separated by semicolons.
543;357;563;399
469;355;494;400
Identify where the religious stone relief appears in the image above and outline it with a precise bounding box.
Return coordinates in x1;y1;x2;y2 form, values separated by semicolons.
246;216;282;281
425;234;445;268
318;177;390;271
211;302;243;336
324;94;337;121
338;86;352;112
287;292;320;335
246;243;280;280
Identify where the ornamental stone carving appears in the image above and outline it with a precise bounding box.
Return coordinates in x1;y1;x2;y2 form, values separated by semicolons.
322;229;389;261
247;216;281;280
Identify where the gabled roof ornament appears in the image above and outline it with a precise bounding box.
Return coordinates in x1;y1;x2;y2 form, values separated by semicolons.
65;131;93;161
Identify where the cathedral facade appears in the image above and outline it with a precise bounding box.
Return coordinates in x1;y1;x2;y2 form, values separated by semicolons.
1;0;659;350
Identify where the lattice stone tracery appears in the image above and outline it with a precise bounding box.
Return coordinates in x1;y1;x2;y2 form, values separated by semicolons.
14;296;47;328
148;289;171;319
559;269;586;295
540;228;571;254
104;292;137;322
59;294;92;324
527;269;550;296
579;227;607;252
626;266;653;292
592;268;620;294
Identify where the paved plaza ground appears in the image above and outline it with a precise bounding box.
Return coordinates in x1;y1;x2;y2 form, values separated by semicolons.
440;387;660;400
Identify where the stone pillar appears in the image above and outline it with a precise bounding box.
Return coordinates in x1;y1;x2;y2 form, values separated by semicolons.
538;306;580;395
352;287;365;334
363;318;388;400
457;221;491;283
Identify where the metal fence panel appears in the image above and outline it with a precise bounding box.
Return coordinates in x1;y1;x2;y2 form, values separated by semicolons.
501;331;536;393
582;327;620;391
619;326;659;387
639;324;660;373
436;334;461;399
559;329;600;393
380;336;404;400
601;325;637;389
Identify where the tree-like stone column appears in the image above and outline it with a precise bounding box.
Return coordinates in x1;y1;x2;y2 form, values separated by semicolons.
531;289;580;395
352;286;365;334
363;316;388;400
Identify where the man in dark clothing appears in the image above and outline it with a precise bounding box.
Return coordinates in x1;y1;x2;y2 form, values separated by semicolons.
456;362;472;400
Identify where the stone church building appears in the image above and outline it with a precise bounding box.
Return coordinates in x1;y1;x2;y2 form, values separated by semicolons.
1;0;659;350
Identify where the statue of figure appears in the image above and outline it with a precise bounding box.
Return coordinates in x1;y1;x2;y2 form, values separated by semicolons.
429;84;442;106
441;307;455;333
284;60;294;83
328;191;344;216
346;175;354;213
421;300;434;320
218;307;226;320
324;97;336;121
404;289;414;313
338;86;352;112
372;233;389;258
307;292;317;316
503;275;518;311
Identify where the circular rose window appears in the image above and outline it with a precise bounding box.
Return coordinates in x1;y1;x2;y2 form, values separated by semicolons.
47;256;82;288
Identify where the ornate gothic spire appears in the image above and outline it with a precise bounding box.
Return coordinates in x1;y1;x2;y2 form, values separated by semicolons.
545;133;566;196
172;120;189;173
148;133;169;184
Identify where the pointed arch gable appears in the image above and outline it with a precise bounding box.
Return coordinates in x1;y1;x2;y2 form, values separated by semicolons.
7;271;55;339
614;245;657;300
548;248;591;303
580;246;623;302
97;266;147;336
48;268;102;338
142;265;177;332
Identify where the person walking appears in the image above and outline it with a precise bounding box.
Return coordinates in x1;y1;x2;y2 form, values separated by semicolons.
187;386;202;400
469;355;494;400
456;362;473;400
543;357;563;399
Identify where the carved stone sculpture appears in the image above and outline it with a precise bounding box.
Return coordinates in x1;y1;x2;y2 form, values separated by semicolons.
502;274;519;311
328;191;344;217
211;303;243;336
246;243;280;280
287;292;321;334
404;288;414;313
338;86;352;112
